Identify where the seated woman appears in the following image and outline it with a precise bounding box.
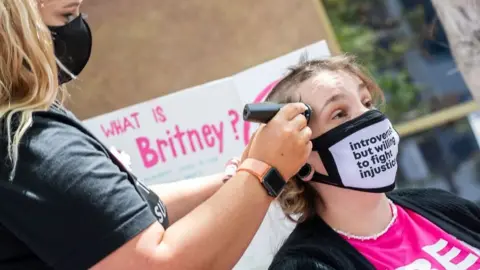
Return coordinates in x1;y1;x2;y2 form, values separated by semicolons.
267;55;480;270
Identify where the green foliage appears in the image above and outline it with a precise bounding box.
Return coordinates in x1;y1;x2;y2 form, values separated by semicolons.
376;71;424;120
322;0;425;122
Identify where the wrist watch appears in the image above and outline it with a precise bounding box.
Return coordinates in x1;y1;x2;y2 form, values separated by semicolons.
236;158;287;197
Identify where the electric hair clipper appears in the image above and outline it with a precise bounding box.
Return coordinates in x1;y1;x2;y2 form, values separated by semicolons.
243;103;312;124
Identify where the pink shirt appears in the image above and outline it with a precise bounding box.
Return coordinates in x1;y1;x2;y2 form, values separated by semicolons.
345;203;480;270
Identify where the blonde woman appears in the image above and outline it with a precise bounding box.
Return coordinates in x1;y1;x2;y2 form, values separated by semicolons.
264;57;480;269
0;0;312;269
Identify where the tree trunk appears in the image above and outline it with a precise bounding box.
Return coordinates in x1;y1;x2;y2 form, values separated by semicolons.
431;0;480;103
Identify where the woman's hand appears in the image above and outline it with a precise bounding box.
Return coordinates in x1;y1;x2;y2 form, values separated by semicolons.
247;103;312;180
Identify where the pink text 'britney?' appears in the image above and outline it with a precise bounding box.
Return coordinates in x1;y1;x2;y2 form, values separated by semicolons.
99;105;242;169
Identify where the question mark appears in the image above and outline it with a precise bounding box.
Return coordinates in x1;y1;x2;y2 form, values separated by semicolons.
228;109;240;140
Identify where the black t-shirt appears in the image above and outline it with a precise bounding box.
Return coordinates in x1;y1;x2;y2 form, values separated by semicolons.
0;106;169;270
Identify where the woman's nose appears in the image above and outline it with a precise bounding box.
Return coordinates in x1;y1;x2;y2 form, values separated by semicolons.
74;0;83;16
74;8;81;17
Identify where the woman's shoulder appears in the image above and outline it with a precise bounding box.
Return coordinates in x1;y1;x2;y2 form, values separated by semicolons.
389;187;477;208
25;106;106;157
32;104;86;130
389;188;480;223
389;187;458;198
0;105;96;167
0;105;110;184
0;104;89;141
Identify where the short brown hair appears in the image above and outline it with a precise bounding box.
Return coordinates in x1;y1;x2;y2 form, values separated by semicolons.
267;54;384;222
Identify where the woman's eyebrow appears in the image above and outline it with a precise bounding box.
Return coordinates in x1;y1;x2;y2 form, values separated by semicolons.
319;93;347;115
358;82;366;91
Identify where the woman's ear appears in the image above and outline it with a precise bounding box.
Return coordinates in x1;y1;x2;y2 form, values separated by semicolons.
307;151;328;176
296;152;328;181
297;164;314;181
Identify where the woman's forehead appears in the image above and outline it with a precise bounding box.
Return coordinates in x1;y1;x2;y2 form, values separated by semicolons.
297;70;362;101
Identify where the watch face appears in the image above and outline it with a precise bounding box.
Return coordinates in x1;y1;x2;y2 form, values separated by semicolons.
263;168;286;197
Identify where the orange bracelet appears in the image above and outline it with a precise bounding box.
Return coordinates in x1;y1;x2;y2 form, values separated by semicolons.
236;158;271;184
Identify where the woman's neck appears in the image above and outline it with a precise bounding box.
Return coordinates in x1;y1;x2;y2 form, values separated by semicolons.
315;184;392;237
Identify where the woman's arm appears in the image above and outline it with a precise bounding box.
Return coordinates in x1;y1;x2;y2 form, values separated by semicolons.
92;171;273;270
92;103;312;270
110;146;234;224
148;173;225;224
5;104;309;270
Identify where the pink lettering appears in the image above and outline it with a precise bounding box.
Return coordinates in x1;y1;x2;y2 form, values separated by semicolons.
123;117;135;132
173;125;187;155
211;122;224;153
187;129;203;152
166;130;177;158
112;120;124;135
152;106;167;123
101;124;116;138
202;125;214;147
130;112;141;128
155;139;168;162
133;122;225;168
135;137;158;168
201;123;224;153
99;113;142;138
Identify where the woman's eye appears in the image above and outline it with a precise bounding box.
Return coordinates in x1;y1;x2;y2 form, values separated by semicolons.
332;110;347;120
364;100;373;108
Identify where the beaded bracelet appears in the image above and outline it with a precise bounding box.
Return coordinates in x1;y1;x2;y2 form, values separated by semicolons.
222;158;241;183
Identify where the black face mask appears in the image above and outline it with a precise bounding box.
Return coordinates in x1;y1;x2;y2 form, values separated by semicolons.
48;14;92;85
304;110;400;193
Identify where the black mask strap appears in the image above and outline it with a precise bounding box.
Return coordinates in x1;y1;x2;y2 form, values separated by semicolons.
310;171;396;193
309;171;342;186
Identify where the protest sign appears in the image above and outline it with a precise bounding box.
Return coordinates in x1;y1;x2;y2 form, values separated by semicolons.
83;78;245;184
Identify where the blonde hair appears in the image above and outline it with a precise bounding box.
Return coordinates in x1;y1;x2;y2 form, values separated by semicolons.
0;0;62;180
267;55;384;222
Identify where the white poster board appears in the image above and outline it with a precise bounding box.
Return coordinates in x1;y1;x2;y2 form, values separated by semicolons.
83;79;245;184
82;40;331;270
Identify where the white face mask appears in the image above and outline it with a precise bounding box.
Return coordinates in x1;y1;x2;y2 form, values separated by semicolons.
305;110;400;193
